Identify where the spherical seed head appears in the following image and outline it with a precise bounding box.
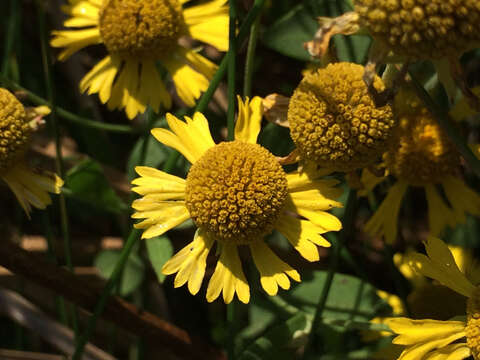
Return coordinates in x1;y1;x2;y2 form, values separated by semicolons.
466;286;480;359
354;0;480;59
383;90;459;186
287;62;395;172
0;89;32;174
99;0;183;58
185;141;288;244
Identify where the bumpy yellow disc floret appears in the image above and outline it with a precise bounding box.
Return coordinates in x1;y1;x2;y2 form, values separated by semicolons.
383;89;459;186
0;89;32;175
287;62;395;172
185;141;288;244
99;0;183;58
354;0;480;59
466;286;480;359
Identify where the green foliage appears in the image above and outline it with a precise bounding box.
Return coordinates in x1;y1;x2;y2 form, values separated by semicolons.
146;236;174;283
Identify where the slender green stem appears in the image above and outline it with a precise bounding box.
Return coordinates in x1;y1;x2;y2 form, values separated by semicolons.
226;0;238;141
2;0;19;78
243;12;261;98
36;0;80;338
303;189;357;359
409;72;480;178
0;75;136;134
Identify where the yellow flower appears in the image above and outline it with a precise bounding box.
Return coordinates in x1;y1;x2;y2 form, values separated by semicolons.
385;237;480;360
0;88;63;217
51;0;228;119
131;97;343;303
363;89;480;244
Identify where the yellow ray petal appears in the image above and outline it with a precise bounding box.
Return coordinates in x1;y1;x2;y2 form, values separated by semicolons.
151;112;215;164
234;96;263;144
250;241;300;296
206;243;250;304
79;55;120;104
285;169;335;192
164;52;210;107
276;214;332;262
287;184;343;212
138;59;171;111
408;237;476;298
131;166;186;197
132;202;190;239
358;168;385;197
448;245;480;286
364;181;408;245
62;0;100;26
183;0;228;23
50;28;101;61
442;176;480;224
1;163;63;217
422;343;471;360
179;47;217;80
425;184;457;236
285;198;342;232
397;332;466;360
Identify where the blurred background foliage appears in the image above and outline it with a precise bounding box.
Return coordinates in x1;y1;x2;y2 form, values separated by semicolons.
0;0;480;359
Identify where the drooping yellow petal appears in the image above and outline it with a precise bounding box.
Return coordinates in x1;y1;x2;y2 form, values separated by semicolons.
1;163;63;217
425;184;457;236
386;318;466;346
422;343;471;360
137;59;171;111
234;96;263;144
164;52;210;107
396;332;467;360
250;241;300;296
442;176;480;224
285;197;342;232
162;229;214;295
364;181;408;245
79;55;120;104
132;202;191;239
358;168;386;197
206;243;250;304
408;237;476;298
50;28;101;61
131;166;186;197
276;214;331;262
287;181;343;212
180;48;217;80
286;169;336;192
151;112;215;164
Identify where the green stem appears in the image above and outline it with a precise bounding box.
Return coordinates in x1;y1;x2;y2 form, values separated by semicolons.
2;0;19;78
409;72;480;178
303;189;357;359
0;75;136;134
36;0;79;338
243;11;261;98
72;229;142;360
226;0;238;141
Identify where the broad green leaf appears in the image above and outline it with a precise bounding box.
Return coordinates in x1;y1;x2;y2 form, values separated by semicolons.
94;249;145;297
146;236;174;283
127;135;171;181
65;159;128;213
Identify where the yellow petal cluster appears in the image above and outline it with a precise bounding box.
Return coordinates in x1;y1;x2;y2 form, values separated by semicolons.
0;89;32;175
99;0;183;58
354;0;480;59
287;62;394;172
383;89;459;186
185;140;288;244
467;286;480;359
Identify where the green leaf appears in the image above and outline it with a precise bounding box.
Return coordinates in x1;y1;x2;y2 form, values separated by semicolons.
127;134;171;181
146;236;174;283
94;249;145;297
65;159;128;213
238;313;308;360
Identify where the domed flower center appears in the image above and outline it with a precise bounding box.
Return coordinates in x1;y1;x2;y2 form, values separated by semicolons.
287;62;395;172
185;141;288;244
466;286;480;359
354;0;480;59
383;91;459;186
0;89;32;175
99;0;183;58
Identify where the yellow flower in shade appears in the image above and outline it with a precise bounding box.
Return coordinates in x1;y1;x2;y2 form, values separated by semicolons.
363;89;480;244
131;97;343;303
51;0;228;119
287;62;395;172
384;237;480;360
0;88;63;216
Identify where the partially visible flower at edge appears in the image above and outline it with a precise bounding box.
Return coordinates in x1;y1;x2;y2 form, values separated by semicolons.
0;88;63;217
131;96;343;303
51;0;228;119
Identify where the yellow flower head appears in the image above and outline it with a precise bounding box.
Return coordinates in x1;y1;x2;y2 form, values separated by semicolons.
0;88;63;216
287;62;395;172
51;0;228;119
131;97;343;303
384;89;460;186
354;0;480;59
385;237;480;360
